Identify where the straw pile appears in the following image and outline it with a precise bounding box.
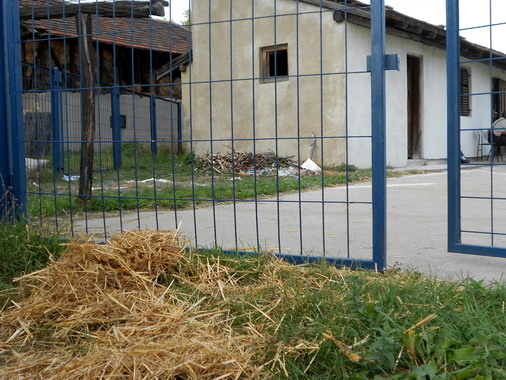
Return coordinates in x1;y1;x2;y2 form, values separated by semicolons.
0;230;263;379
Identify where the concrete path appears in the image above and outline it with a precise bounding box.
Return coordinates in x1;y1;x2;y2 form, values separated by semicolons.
76;165;506;282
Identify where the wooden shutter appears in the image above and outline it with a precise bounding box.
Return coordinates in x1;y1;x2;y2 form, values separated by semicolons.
460;68;471;116
499;79;506;115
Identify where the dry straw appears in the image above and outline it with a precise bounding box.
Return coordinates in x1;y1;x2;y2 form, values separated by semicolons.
0;230;264;379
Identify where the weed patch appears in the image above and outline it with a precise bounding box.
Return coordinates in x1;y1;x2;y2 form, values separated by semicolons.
0;222;64;288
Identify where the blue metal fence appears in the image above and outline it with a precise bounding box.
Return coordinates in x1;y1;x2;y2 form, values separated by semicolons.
447;0;506;258
21;61;181;171
1;0;390;271
0;0;26;219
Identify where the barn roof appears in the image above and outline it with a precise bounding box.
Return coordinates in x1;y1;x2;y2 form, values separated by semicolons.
19;0;191;54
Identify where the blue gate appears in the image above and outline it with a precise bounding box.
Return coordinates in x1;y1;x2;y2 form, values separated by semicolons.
447;0;506;258
0;0;26;219
0;0;392;271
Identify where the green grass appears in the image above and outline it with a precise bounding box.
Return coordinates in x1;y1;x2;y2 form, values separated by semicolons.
0;221;64;289
0;228;504;378
27;145;379;217
172;251;506;379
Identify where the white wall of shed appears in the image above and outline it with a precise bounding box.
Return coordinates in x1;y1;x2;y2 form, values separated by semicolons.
346;23;506;168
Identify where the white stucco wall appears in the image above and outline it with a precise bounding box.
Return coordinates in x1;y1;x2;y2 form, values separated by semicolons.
347;23;506;168
183;0;506;168
459;64;506;156
182;0;347;167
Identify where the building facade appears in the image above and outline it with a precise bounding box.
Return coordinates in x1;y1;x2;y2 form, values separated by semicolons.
183;0;506;168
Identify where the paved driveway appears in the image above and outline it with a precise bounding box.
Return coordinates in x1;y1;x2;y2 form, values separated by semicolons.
77;166;506;282
387;167;505;281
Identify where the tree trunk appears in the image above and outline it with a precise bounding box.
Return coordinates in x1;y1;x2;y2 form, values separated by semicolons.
77;14;96;200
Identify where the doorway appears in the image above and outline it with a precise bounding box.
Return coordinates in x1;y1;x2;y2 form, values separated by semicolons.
493;78;506;120
407;55;422;159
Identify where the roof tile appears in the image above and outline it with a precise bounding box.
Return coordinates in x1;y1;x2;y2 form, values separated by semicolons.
20;1;191;54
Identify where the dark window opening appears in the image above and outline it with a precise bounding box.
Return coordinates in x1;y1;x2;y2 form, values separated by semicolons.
261;44;288;83
267;49;288;77
460;67;471;117
110;114;127;129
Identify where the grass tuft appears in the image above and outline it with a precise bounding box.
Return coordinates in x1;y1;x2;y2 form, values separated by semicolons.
0;221;64;289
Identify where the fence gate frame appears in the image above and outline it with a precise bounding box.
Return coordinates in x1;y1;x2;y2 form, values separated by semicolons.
446;0;506;258
369;0;389;271
0;0;392;271
0;0;26;219
269;0;390;271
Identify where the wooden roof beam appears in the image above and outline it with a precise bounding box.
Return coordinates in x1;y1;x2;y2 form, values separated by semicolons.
19;0;168;20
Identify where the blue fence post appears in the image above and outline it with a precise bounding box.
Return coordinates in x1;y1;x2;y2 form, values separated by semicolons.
0;0;26;219
370;0;388;271
0;11;8;217
446;0;461;250
111;86;122;171
150;94;157;155
177;101;182;152
51;67;64;173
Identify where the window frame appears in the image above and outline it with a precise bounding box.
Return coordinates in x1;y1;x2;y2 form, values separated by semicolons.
260;43;289;84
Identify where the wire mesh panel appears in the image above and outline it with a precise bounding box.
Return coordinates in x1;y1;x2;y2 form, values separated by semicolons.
447;0;506;257
22;62;180;172
14;0;388;269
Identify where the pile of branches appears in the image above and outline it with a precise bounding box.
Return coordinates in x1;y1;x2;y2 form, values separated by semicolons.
199;151;295;173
